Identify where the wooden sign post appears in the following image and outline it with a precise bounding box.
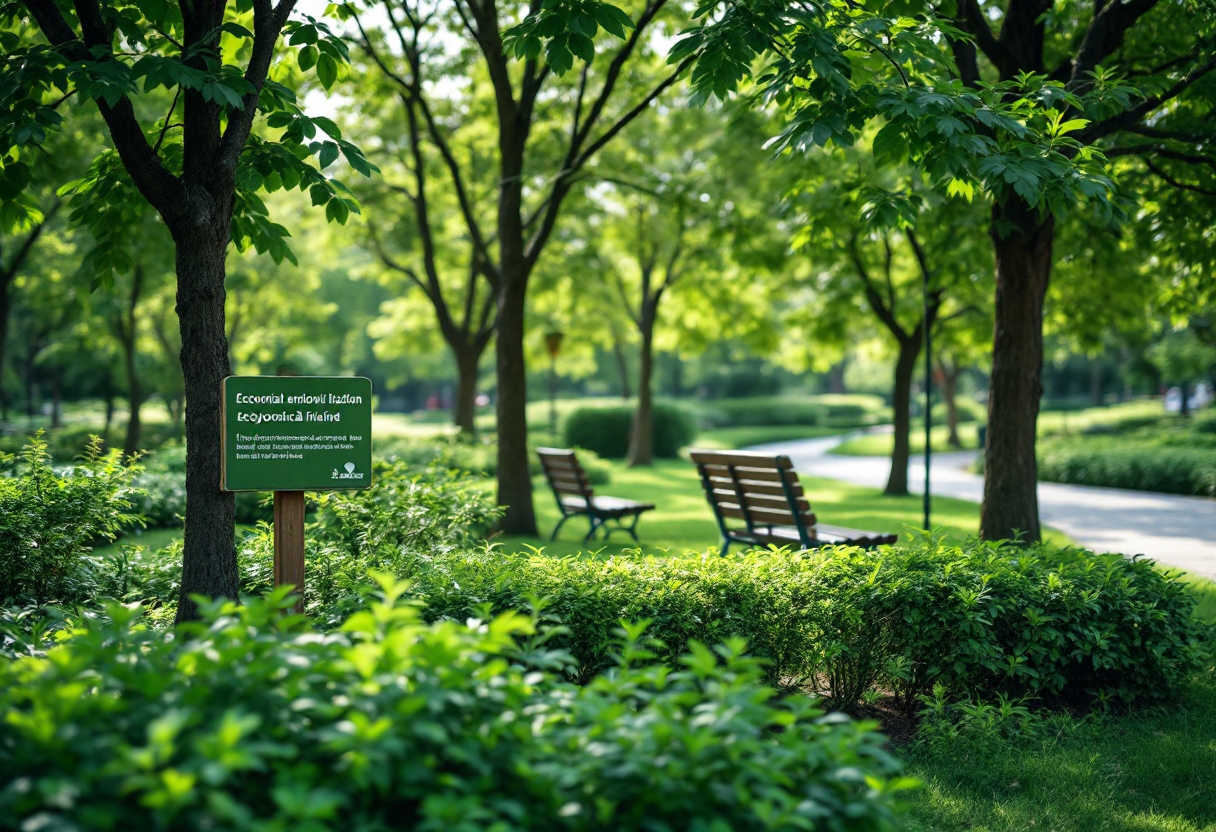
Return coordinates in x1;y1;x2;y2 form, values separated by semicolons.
221;376;374;613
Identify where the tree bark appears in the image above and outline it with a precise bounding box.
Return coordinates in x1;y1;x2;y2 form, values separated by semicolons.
452;345;483;435
828;360;847;394
936;361;962;448
121;339;142;459
980;198;1054;543
885;336;920;496
494;276;537;534
626;327;655;467
172;222;237;623
612;327;632;399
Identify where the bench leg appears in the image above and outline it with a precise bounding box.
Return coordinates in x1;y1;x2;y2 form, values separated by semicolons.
720;536;731;556
582;515;603;543
550;514;572;541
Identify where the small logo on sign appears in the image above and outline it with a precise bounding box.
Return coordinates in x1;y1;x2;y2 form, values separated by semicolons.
332;461;365;481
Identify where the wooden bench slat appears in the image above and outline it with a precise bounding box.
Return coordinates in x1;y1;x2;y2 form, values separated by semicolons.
699;465;801;484
703;478;803;498
709;488;809;513
690;449;794;468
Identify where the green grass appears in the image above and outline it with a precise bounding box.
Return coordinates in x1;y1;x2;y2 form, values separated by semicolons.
831;424;982;456
902;677;1216;832
495;458;1070;557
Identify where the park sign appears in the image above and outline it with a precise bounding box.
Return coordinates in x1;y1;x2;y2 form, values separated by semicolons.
221;376;373;492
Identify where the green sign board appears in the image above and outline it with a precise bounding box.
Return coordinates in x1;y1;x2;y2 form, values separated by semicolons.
221;376;373;492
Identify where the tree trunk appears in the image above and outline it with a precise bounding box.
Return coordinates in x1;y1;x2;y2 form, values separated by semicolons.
1179;381;1190;418
121;336;142;459
494;276;537;534
626;327;655;467
980;198;1054;543
452;346;482;435
612;330;632;399
937;362;962;449
885;336;919;496
102;372;115;447
173;224;237;623
1089;362;1103;407
50;370;61;428
828;360;847;395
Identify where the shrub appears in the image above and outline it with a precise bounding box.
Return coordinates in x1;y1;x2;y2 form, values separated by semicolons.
562;402;696;459
374;433;612;484
1038;440;1216;497
931;397;987;425
407;539;1205;710
0;582;908;831
698;395;888;430
130;446;270;528
0;434;139;606
105;460;503;628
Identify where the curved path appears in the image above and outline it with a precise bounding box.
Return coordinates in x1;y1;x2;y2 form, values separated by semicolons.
751;434;1216;580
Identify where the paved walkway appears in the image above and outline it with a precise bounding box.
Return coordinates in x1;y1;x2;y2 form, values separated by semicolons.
752;435;1216;580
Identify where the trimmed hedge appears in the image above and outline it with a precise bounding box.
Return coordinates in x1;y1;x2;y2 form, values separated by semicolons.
408;540;1205;711
699;395;888;430
0;583;907;831
562;402;696;459
1038;441;1216;497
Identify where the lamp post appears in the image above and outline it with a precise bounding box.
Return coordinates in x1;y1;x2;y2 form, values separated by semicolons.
545;331;564;443
922;261;932;531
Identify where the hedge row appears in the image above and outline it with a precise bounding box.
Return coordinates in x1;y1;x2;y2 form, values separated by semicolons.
699;395;888;429
406;540;1205;711
0;585;907;831
562;402;697;459
1038;441;1216;497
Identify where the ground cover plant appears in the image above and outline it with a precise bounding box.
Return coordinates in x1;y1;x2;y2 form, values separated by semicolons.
0;580;909;832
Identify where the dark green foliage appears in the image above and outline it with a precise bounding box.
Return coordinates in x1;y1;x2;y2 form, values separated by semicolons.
0;581;908;831
562;402;696;459
0;434;138;605
699;395;888;430
0;422;183;461
374;433;612;484
129;446;269;527
1038;441;1216;497
409;539;1205;710
106;460;503;628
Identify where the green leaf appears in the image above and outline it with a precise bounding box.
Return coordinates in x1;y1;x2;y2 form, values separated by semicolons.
298;45;318;72
316;54;338;90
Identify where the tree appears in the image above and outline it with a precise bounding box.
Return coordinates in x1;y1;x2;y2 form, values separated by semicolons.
633;0;1216;542
348;0;692;533
789;165;988;494
6;0;375;619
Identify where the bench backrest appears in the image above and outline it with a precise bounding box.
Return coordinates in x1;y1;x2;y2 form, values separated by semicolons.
537;447;595;502
688;449;817;541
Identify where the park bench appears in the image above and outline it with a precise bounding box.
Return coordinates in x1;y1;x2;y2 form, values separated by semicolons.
689;449;898;554
537;447;656;543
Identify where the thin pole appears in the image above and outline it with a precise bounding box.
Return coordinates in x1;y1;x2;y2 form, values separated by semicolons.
549;354;558;443
923;263;932;531
274;490;306;614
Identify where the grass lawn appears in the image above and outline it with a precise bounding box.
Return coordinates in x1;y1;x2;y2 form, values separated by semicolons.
902;678;1216;832
495;458;1065;557
831;424;982;456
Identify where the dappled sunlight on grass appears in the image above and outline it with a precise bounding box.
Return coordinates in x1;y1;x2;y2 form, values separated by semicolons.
500;458;1046;557
904;679;1216;832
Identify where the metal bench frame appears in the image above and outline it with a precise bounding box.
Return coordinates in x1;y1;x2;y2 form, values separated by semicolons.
537;447;655;543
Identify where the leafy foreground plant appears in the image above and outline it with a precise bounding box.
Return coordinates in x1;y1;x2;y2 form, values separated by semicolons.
0;434;139;606
0;579;910;831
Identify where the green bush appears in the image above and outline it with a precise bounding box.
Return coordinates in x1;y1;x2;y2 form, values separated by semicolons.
0;434;139;606
374;433;612;484
407;539;1205;711
102;460;503;628
562;402;696;459
699;395;888;430
1038;440;1216;497
0;582;908;831
931;397;987;425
